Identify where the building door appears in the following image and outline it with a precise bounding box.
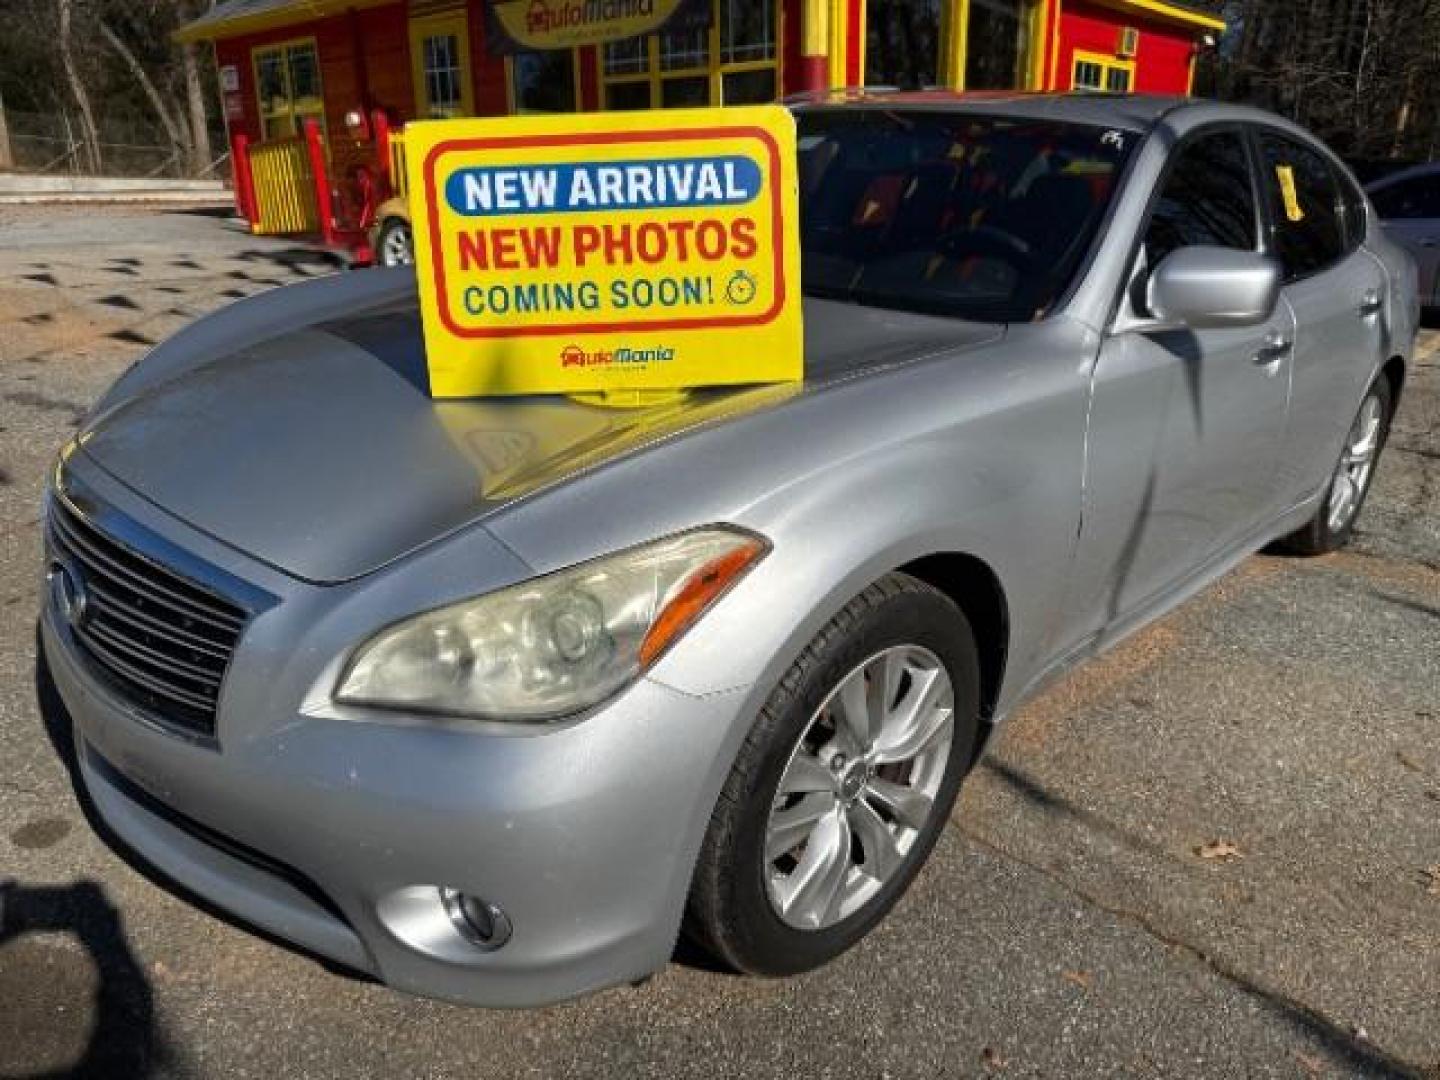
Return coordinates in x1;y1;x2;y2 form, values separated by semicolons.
254;39;324;139
600;0;781;110
409;10;474;119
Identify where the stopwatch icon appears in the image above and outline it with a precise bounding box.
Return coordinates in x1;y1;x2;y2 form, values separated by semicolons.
725;269;758;306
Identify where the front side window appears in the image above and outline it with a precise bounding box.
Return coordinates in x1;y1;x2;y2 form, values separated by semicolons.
254;41;324;140
1257;132;1346;279
796;109;1134;322
1144;130;1258;267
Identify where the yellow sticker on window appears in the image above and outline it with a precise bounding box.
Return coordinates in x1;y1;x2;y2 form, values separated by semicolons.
1275;164;1305;223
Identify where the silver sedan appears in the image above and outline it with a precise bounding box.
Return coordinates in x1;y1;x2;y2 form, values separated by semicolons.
40;94;1416;1007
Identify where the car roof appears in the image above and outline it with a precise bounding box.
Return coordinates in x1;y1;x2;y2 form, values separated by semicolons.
790;90;1207;134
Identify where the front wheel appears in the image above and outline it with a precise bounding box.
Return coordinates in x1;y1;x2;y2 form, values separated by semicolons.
685;574;980;976
375;217;414;268
1280;376;1393;555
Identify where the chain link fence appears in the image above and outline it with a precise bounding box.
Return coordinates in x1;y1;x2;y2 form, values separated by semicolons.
1;108;228;180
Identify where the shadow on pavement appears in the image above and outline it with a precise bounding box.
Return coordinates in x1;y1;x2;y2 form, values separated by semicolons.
977;757;1420;1079
0;879;165;1080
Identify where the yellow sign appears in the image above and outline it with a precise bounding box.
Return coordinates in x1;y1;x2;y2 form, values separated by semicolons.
1275;164;1306;223
406;107;803;399
487;0;708;53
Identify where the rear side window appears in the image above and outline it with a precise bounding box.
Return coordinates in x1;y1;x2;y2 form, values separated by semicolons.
1256;131;1345;279
1370;174;1440;220
1144;130;1257;267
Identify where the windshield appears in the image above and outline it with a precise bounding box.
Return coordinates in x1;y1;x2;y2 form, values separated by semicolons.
796;108;1135;322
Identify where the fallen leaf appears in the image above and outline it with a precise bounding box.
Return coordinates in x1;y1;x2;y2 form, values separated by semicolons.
981;1046;1006;1070
1423;865;1440;896
1061;969;1092;990
1194;838;1243;862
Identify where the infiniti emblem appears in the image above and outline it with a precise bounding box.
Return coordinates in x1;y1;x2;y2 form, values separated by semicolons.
48;558;89;630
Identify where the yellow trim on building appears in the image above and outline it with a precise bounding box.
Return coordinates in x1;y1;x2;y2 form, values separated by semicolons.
853;0;867;86
177;0;395;43
1089;0;1224;32
939;0;964;89
1026;0;1050;89
826;0;848;88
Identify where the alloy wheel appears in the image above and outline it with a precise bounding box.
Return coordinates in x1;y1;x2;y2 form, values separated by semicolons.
1327;390;1384;533
764;645;955;931
381;223;414;267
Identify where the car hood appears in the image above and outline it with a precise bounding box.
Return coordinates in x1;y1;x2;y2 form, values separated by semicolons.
78;292;1002;583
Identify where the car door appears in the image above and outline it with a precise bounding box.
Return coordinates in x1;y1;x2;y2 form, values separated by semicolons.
1065;127;1294;637
1368;170;1440;305
1252;128;1386;503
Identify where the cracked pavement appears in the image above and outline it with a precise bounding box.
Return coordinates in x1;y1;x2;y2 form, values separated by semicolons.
0;206;1437;1078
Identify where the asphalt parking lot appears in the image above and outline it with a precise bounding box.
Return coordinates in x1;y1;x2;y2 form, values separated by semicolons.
1;205;1437;1079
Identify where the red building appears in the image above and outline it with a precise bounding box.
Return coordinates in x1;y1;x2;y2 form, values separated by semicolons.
179;0;1223;246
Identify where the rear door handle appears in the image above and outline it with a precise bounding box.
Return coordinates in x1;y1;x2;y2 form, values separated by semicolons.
1358;288;1383;317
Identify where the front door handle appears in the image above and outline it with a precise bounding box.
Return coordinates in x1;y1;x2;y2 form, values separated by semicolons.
1253;331;1291;375
1358;288;1383;317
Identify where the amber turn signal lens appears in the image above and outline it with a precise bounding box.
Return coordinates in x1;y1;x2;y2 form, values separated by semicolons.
639;538;767;667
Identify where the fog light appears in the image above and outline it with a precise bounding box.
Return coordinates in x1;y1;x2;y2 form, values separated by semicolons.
439;887;512;950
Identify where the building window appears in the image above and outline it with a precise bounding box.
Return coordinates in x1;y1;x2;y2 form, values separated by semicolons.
866;0;1039;92
866;0;942;88
410;13;475;119
964;0;1029;90
254;40;323;140
1072;51;1133;93
602;0;779;110
509;50;577;113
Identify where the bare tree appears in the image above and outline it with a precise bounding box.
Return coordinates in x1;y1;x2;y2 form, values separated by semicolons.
57;0;103;172
99;20;191;165
0;89;13;171
182;42;213;175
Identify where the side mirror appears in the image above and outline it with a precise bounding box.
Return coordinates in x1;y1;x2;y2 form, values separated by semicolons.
1145;246;1282;330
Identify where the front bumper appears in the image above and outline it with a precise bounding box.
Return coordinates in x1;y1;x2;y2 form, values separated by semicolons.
41;523;752;1007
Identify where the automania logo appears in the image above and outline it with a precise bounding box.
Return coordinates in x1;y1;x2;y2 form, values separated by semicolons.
560;344;676;368
526;0;657;34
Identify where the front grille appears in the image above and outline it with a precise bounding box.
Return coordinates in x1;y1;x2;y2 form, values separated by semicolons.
48;497;247;739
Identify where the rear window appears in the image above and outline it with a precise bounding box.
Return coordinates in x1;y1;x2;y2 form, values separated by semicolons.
1256;131;1347;280
796;109;1134;322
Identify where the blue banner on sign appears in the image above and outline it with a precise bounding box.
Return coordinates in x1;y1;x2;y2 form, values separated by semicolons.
443;156;764;216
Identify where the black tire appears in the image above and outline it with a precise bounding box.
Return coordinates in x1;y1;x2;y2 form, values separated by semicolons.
685;573;981;976
1279;375;1393;556
375;216;414;268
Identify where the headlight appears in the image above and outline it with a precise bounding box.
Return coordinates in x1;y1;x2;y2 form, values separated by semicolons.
334;527;768;720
